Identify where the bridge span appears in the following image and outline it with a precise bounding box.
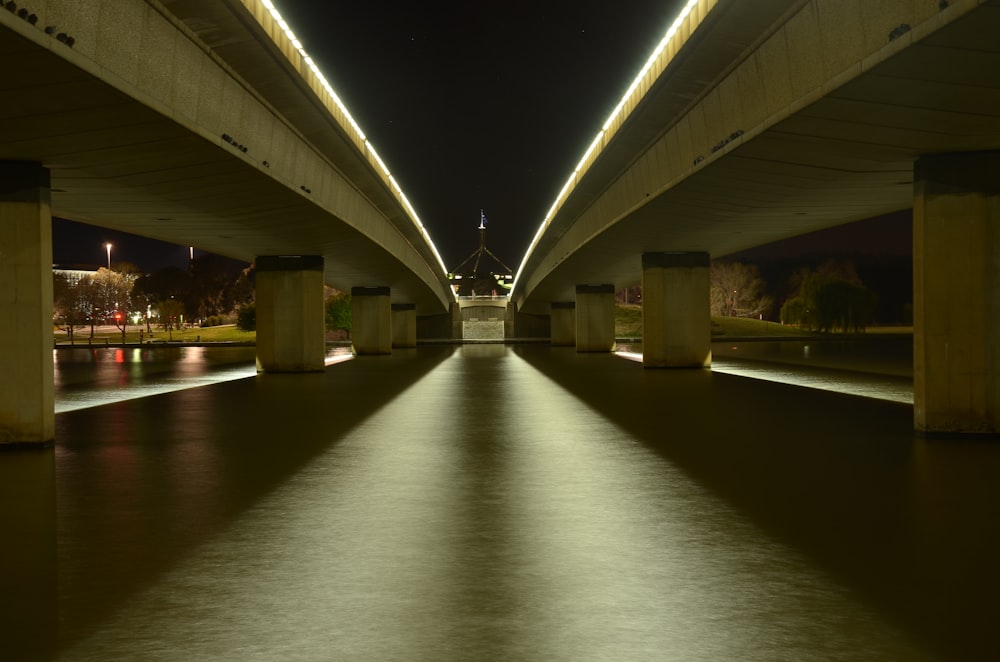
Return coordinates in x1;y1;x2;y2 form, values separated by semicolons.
511;0;1000;435
1;0;998;443
0;0;456;444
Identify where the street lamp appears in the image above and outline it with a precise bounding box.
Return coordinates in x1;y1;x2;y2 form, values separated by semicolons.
105;242;112;270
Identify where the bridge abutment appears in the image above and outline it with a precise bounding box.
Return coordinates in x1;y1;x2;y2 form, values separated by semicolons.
914;152;999;436
352;286;392;354
575;285;615;352
254;256;326;373
641;252;712;368
0;162;54;447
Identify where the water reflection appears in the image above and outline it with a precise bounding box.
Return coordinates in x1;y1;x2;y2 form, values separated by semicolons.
618;338;915;404
0;449;56;662
19;344;1000;660
53;346;352;413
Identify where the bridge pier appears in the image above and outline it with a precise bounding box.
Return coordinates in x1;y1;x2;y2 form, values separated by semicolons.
914;152;999;436
254;256;326;373
0;162;54;447
352;286;392;355
391;303;416;348
641;252;711;368
575;285;615;352
550;302;576;346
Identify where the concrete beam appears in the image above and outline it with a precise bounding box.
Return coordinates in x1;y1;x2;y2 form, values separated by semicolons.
255;255;325;372
0;162;54;447
641;252;711;368
914;152;999;436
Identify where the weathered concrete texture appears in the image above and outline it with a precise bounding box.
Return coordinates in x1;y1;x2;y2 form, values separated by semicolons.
550;302;576;346
576;285;615;352
352;287;392;355
642;252;711;369
914;152;999;435
391;303;416;348
0;163;54;446
255;256;325;372
463;321;504;340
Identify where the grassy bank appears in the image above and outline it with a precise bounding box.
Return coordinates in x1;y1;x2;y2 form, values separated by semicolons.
54;324;256;345
54;313;912;346
614;304;911;339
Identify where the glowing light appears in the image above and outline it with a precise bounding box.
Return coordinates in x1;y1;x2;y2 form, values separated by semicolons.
259;0;452;281
512;0;705;293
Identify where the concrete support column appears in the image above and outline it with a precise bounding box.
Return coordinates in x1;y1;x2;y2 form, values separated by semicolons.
914;152;999;436
352;286;392;355
550;301;576;346
255;255;325;373
391;303;416;348
641;252;711;368
0;162;54;446
576;285;615;352
451;301;463;339
504;299;517;340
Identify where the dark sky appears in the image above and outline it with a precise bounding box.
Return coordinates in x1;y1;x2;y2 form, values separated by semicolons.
53;1;909;273
274;0;687;269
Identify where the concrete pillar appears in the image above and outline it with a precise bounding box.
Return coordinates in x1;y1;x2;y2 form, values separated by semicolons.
576;285;615;352
914;152;999;436
0;162;54;447
504;299;517;339
550;301;576;346
391;303;416;348
451;301;463;339
352;286;391;355
642;252;711;368
255;255;325;373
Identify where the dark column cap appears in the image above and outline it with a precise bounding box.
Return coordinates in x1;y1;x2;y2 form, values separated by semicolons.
256;255;324;272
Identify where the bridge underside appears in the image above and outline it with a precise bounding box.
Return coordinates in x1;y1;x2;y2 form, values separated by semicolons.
516;1;1000;310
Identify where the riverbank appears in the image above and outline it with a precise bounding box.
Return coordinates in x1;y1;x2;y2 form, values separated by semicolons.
54;318;913;350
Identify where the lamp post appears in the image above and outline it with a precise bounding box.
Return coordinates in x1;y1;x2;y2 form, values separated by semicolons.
105;242;112;270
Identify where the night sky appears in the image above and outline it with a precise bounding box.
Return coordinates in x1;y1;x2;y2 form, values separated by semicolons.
53;0;909;273
274;0;687;269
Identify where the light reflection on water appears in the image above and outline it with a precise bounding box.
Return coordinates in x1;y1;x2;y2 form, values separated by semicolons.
618;338;914;404
31;343;1000;660
54;346;352;413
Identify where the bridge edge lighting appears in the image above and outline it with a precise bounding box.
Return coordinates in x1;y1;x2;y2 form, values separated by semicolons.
511;0;704;293
257;0;451;281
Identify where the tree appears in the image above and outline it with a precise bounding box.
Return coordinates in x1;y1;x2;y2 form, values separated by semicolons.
780;260;877;333
88;267;139;342
134;266;192;331
325;291;351;338
53;272;89;341
236;303;256;332
191;254;248;320
157;298;186;340
710;261;773;318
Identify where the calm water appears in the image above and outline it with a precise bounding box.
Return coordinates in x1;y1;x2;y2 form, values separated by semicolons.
3;343;999;660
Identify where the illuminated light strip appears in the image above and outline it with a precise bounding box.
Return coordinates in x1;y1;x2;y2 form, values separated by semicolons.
258;0;451;281
603;1;697;132
512;0;703;291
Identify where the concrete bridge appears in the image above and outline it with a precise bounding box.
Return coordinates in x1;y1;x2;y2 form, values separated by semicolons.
0;0;456;445
511;0;1000;436
1;0;998;443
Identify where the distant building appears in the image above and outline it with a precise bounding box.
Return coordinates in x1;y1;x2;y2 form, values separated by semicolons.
448;211;513;297
53;264;99;285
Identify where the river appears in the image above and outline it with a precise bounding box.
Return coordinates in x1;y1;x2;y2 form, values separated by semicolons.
2;340;997;660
